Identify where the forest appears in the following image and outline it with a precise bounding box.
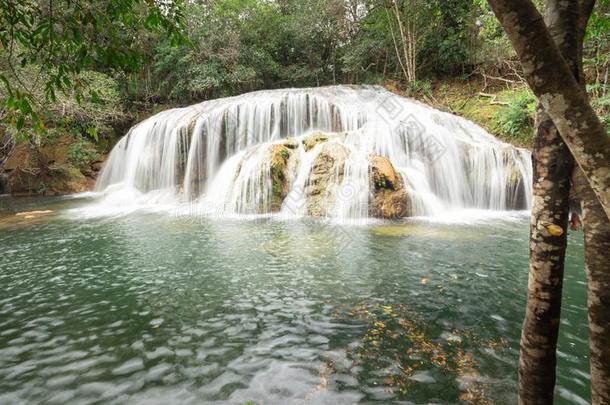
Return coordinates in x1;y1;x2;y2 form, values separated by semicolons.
2;0;608;177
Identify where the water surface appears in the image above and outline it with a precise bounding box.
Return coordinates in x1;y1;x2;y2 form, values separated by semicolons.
0;196;590;404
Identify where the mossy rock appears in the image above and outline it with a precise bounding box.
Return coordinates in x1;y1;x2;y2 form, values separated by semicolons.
269;144;292;211
305;142;349;217
3;135;97;195
48;165;94;195
370;155;401;191
369;155;409;219
280;137;299;150
302;132;329;152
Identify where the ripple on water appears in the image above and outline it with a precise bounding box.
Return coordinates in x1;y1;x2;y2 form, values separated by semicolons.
0;201;591;404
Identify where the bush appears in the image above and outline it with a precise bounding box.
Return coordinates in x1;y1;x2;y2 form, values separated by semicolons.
406;80;433;98
68;139;99;169
589;86;610;133
494;89;536;142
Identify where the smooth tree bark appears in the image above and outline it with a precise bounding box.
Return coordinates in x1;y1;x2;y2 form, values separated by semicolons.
517;2;578;403
486;0;610;221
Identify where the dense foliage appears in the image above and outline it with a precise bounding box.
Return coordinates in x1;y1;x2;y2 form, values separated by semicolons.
0;0;608;153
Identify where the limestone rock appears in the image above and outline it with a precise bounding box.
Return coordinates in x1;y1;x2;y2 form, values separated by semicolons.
302;132;329;152
269;144;292;211
305;142;349;217
369;155;409;219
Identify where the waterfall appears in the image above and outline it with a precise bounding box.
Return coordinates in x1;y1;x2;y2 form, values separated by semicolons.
95;85;532;220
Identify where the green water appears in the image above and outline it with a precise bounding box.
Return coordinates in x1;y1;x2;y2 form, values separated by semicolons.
0;196;590;404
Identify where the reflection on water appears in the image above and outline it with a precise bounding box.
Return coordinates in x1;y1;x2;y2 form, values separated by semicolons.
0;197;589;404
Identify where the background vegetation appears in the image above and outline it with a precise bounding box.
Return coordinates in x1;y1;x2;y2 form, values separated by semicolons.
1;0;609;193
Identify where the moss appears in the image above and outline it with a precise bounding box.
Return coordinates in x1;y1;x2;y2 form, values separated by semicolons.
369;155;409;218
374;175;389;190
302;132;329;152
281;137;299;149
269;144;291;211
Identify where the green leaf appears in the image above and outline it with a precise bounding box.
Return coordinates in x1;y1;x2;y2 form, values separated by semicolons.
86;127;99;141
16;116;25;130
90;89;101;103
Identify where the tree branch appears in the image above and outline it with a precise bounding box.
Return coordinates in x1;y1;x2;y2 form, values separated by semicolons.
487;0;610;221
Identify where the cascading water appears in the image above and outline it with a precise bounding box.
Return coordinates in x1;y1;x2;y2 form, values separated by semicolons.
95;85;532;220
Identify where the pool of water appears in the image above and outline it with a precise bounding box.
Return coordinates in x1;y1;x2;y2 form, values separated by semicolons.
0;196;590;404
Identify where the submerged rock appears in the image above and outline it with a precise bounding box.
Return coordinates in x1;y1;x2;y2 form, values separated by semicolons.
369;155;409;219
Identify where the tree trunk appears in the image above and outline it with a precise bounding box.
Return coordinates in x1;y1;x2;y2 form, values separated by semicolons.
499;0;610;402
516;1;610;403
573;2;610;402
520;110;574;405
573;168;610;405
486;0;610;221
385;5;410;83
518;2;579;402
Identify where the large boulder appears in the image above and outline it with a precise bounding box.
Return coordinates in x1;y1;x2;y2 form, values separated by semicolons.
305;142;349;217
369;155;409;219
269;143;292;211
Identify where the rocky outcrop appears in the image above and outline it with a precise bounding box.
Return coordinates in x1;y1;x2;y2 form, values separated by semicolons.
0;135;104;195
505;162;528;210
305;142;349;217
369;155;409;218
269;143;292;211
273;134;411;219
302;132;329;152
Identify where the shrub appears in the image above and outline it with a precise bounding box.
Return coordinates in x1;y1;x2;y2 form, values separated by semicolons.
494;89;536;143
68;139;99;169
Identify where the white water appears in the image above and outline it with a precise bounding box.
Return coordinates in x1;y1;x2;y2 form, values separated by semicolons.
94;85;532;220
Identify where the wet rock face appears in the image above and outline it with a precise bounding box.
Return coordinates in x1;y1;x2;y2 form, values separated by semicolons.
369;155;409;219
504;161;528;210
0;173;8;195
250;133;411;219
302;132;329;152
305;142;349;217
269;144;292;212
